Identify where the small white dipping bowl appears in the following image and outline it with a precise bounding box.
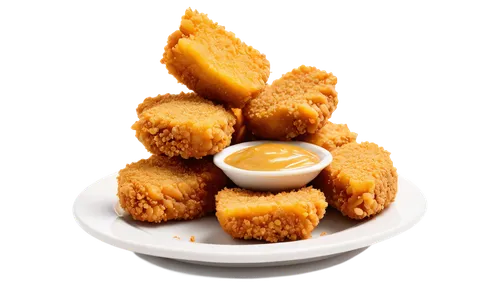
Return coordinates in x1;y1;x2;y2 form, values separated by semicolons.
213;141;333;192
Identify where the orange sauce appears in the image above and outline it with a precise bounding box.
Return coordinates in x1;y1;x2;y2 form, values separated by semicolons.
224;143;320;171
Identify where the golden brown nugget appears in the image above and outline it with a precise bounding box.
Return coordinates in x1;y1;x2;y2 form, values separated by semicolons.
161;9;270;108
132;92;236;159
296;122;357;151
312;142;398;220
117;155;228;223
215;187;327;242
244;66;338;140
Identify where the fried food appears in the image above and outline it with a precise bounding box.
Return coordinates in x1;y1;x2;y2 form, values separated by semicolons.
161;8;270;108
132;92;236;159
312;142;398;219
244;65;338;140
296;121;357;151
215;186;327;242
117;155;228;223
230;108;256;145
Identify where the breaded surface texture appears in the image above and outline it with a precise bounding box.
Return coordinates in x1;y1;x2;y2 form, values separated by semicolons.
132;92;236;159
161;8;270;108
312;142;398;219
215;187;327;242
117;155;228;223
244;66;338;140
296;122;357;151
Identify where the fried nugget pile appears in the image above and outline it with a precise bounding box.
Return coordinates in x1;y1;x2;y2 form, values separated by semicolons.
117;8;398;243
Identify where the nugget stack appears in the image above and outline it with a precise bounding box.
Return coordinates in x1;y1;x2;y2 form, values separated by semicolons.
118;7;274;224
117;8;398;243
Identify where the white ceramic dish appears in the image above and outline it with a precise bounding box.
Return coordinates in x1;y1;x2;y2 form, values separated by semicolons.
213;141;333;191
136;247;371;280
73;174;426;267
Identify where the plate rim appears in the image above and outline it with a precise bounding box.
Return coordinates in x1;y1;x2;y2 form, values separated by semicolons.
73;173;427;264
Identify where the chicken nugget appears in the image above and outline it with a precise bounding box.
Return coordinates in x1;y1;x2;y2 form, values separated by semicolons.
296;122;357;151
216;186;327;242
132;92;236;159
117;155;228;223
161;8;270;108
244;65;338;140
312;142;398;219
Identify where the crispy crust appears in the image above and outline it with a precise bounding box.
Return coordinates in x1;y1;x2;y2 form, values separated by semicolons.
296;122;357;151
161;8;270;108
132;92;236;159
117;155;228;223
244;66;338;140
215;187;327;242
312;142;398;219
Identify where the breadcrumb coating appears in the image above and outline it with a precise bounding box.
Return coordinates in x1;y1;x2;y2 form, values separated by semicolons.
132;92;236;159
244;66;338;140
161;8;270;108
296;122;357;151
216;187;327;242
312;142;398;219
117;155;228;223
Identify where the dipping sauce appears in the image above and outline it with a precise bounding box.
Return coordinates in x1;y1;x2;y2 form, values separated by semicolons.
224;143;320;171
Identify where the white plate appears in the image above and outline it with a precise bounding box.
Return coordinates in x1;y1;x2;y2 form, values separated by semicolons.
136;247;371;280
73;174;426;267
